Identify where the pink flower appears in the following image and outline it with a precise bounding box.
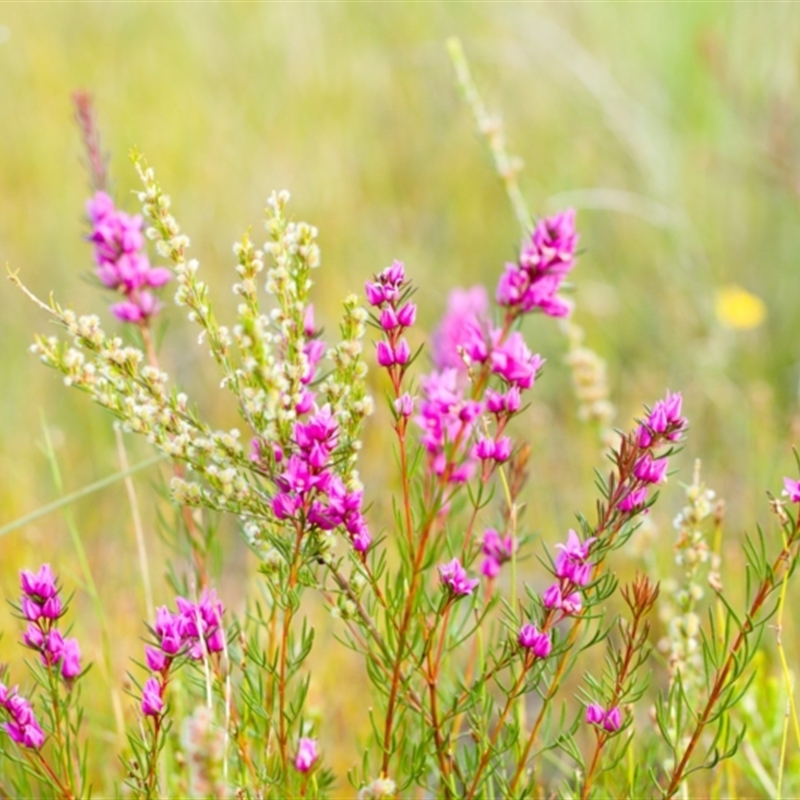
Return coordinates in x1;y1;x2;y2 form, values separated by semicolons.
394;338;411;365
521;210;578;274
376;341;395;367
640;391;687;443
364;281;385;307
20;597;42;622
352;527;371;553
43;629;65;667
379;307;399;331
145;645;167;673
2;691;44;750
585;703;622;732
397;302;417;327
20;565;57;599
41;594;63;620
585;703;605;726
561;592;583;615
617;486;648;513
294;737;318;773
784;477;800;503
85;191;171;323
155;606;183;655
60;638;82;680
518;624;552;658
394;393;414;418
5;719;45;750
111;292;161;323
554;529;595;587
542;583;562;609
481;529;516;578
489;330;543;390
272;492;299;520
439;558;479;597
22;623;44;649
633;454;668;485
496;210;578;317
430;286;489;372
141;677;163;717
603;706;622;732
364;261;406;307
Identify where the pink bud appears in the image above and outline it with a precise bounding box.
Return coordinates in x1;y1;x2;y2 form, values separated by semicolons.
397;302;416;327
379;307;399;331
20;597;42;622
376;341;395;367
141;677;164;717
295;737;318;773
394;338;411;365
586;703;605;726
364;282;385;307
394;393;414;418
145;645;167;672
603;706;622;732
542;584;562;609
60;638;82;680
474;438;495;461
493;437;512;462
41;595;63;620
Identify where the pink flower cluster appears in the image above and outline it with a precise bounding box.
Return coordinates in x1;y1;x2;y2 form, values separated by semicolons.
516;528;593;664
420;283;543;486
497;209;578;318
417;369;483;484
518;623;552;659
271;405;371;552
540;529;596;618
0;683;44;750
617;392;688;514
366;261;415;383
481;528;516;578
430;286;489;373
86;191;171;322
439;558;479;598
19;565;81;682
142;589;225;717
586;702;622;733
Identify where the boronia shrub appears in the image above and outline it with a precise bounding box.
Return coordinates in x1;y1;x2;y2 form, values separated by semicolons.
3;47;800;800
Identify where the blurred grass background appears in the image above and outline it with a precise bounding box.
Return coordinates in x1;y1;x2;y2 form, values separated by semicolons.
2;2;800;794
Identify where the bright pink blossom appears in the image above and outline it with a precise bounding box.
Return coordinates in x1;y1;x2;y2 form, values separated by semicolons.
430;286;490;372
585;703;605;726
481;529;516;578
518;624;552;658
439;558;479;597
489;330;543;390
784;477;800;503
294;737;318;773
60;638;82;680
554;529;595;587
141;677;163;717
20;565;57;599
86;191;171;323
496;210;578;317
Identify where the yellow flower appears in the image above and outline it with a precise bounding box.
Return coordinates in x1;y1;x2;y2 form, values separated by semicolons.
714;284;766;330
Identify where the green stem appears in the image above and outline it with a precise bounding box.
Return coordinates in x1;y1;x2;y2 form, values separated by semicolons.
0;454;165;540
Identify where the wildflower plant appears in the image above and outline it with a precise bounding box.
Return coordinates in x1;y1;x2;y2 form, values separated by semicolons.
3;43;800;800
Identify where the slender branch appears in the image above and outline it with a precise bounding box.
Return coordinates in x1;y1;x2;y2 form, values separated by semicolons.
663;527;800;797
